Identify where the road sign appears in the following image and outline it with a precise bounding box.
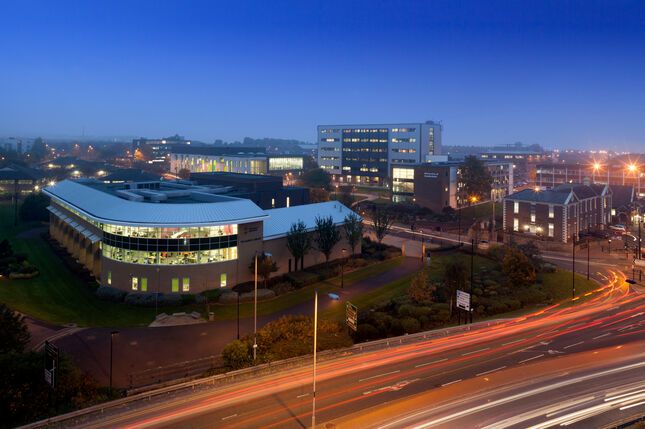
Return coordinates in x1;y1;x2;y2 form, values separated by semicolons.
345;302;357;332
456;290;471;312
44;341;59;388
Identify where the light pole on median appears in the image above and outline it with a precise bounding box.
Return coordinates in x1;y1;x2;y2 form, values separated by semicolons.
311;290;318;429
109;330;119;393
340;248;347;288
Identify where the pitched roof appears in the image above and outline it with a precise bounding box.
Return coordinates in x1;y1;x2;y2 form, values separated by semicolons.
610;184;635;208
263;201;358;239
101;169;161;183
505;189;572;204
0;164;44;181
43;180;268;226
553;184;600;200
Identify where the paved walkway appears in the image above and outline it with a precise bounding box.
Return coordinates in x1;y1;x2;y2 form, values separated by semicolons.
53;257;420;388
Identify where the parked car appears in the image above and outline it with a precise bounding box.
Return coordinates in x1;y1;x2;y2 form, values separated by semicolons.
609;224;627;233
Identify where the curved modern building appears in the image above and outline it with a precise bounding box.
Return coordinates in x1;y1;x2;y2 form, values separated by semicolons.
44;179;355;294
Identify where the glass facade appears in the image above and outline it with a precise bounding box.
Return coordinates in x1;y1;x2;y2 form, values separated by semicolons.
102;244;237;265
268;157;304;171
392;167;415;195
341;128;389;184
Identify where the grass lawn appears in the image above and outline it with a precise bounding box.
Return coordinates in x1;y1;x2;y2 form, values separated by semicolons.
541;269;598;301
458;201;503;221
211;257;404;320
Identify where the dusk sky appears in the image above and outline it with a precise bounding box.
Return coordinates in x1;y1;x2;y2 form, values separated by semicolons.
1;0;644;151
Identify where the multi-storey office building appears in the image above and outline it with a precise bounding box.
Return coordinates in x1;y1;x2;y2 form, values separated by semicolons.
44;179;356;294
502;184;611;243
170;146;304;177
536;161;643;197
391;161;513;211
317;121;442;186
479;148;548;185
132;135;192;164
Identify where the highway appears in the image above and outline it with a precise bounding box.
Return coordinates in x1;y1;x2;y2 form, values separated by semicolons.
70;267;644;429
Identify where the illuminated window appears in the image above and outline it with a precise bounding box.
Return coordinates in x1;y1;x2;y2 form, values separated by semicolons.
107;271;112;285
513;218;519;231
132;277;138;291
513;202;519;214
286;197;290;207
182;277;190;292
271;198;275;208
141;277;148;292
220;273;227;288
549;205;554;218
172;278;179;293
548;223;554;237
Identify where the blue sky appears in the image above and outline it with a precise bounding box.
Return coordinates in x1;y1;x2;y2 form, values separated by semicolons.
1;0;644;150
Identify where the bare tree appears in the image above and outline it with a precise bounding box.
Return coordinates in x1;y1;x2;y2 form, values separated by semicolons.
343;212;363;256
371;206;396;245
314;215;341;263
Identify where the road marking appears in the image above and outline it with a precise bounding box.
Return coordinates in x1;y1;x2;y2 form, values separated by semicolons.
441;379;462;387
462;347;490;356
519;354;544;364
221;414;238;421
563;341;584;349
477;366;506;376
620;400;645;410
359;370;400;382
415;358;448;368
502;338;526;346
593;333;611;340
296;393;310;398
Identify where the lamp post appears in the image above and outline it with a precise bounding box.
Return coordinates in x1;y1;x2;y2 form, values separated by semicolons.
420;229;424;266
470;238;475;324
311;290;318;429
340;248;347;288
109;330;119;392
572;235;576;299
236;291;240;340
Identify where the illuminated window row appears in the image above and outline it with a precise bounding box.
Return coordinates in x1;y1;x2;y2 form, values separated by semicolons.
102;224;237;239
102;243;237;265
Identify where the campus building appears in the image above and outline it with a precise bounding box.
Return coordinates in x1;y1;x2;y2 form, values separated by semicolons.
170;146;304;177
502;184;612;243
44;179;356;294
317;121;442;186
391;161;514;211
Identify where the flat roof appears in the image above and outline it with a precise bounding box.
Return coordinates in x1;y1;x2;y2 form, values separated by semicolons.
263;201;357;239
44;180;268;227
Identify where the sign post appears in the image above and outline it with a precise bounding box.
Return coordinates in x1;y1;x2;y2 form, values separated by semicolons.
44;341;59;389
345;302;357;332
456;290;471;324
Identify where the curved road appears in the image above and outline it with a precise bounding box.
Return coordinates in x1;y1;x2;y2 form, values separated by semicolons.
63;267;645;429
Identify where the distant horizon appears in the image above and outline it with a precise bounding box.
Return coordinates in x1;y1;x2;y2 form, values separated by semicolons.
2;1;644;152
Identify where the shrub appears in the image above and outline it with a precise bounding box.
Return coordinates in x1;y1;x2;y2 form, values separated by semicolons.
96;286;127;302
347;258;368;269
180;294;196;305
158;293;182;307
218;292;239;304
285;271;319;288
401;317;421;334
222;340;251;370
239;289;276;302
201;289;223;303
124;292;157;307
355;323;380;342
271;282;295;296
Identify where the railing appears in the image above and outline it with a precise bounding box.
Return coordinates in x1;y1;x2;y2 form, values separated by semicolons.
20;319;506;429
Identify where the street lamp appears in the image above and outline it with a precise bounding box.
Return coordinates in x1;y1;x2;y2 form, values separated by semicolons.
592;162;601;183
311;290;319;429
340;248;347;288
109;330;119;392
253;251;272;362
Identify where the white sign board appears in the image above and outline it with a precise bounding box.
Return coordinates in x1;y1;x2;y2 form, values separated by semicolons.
456;290;471;312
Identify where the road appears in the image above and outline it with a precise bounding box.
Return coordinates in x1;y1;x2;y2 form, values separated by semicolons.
66;267;644;428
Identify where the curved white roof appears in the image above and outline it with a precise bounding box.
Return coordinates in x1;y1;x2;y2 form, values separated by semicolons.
263;201;358;239
44;180;267;226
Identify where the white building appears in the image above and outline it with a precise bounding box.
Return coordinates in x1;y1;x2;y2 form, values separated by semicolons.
317;121;442;186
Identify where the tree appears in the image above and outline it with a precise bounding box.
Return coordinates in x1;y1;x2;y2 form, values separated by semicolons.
461;155;493;202
29;137;47;162
516;241;543;270
371;206;396;244
443;257;468;310
0;304;30;354
286;220;312;271
408;269;436;305
334;186;354;207
309;188;330;203
249;253;278;289
343;213;363;256
221;340;251;370
314;215;341;263
301;168;331;191
19;193;50;222
502;247;536;288
177;168;191;180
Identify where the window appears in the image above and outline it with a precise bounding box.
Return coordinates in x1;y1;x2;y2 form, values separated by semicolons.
172;278;179;293
132;277;138;291
549;205;554;218
220;273;227;287
141;277;148;292
531;213;536;223
514;202;519;214
513;218;519;231
548;223;554;238
271;198;275;208
182;277;190;292
286;197;290;208
107;271;112;285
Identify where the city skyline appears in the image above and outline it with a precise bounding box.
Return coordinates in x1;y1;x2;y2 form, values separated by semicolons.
1;1;644;151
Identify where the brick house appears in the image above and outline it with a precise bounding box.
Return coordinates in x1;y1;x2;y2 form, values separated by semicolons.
503;184;611;243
